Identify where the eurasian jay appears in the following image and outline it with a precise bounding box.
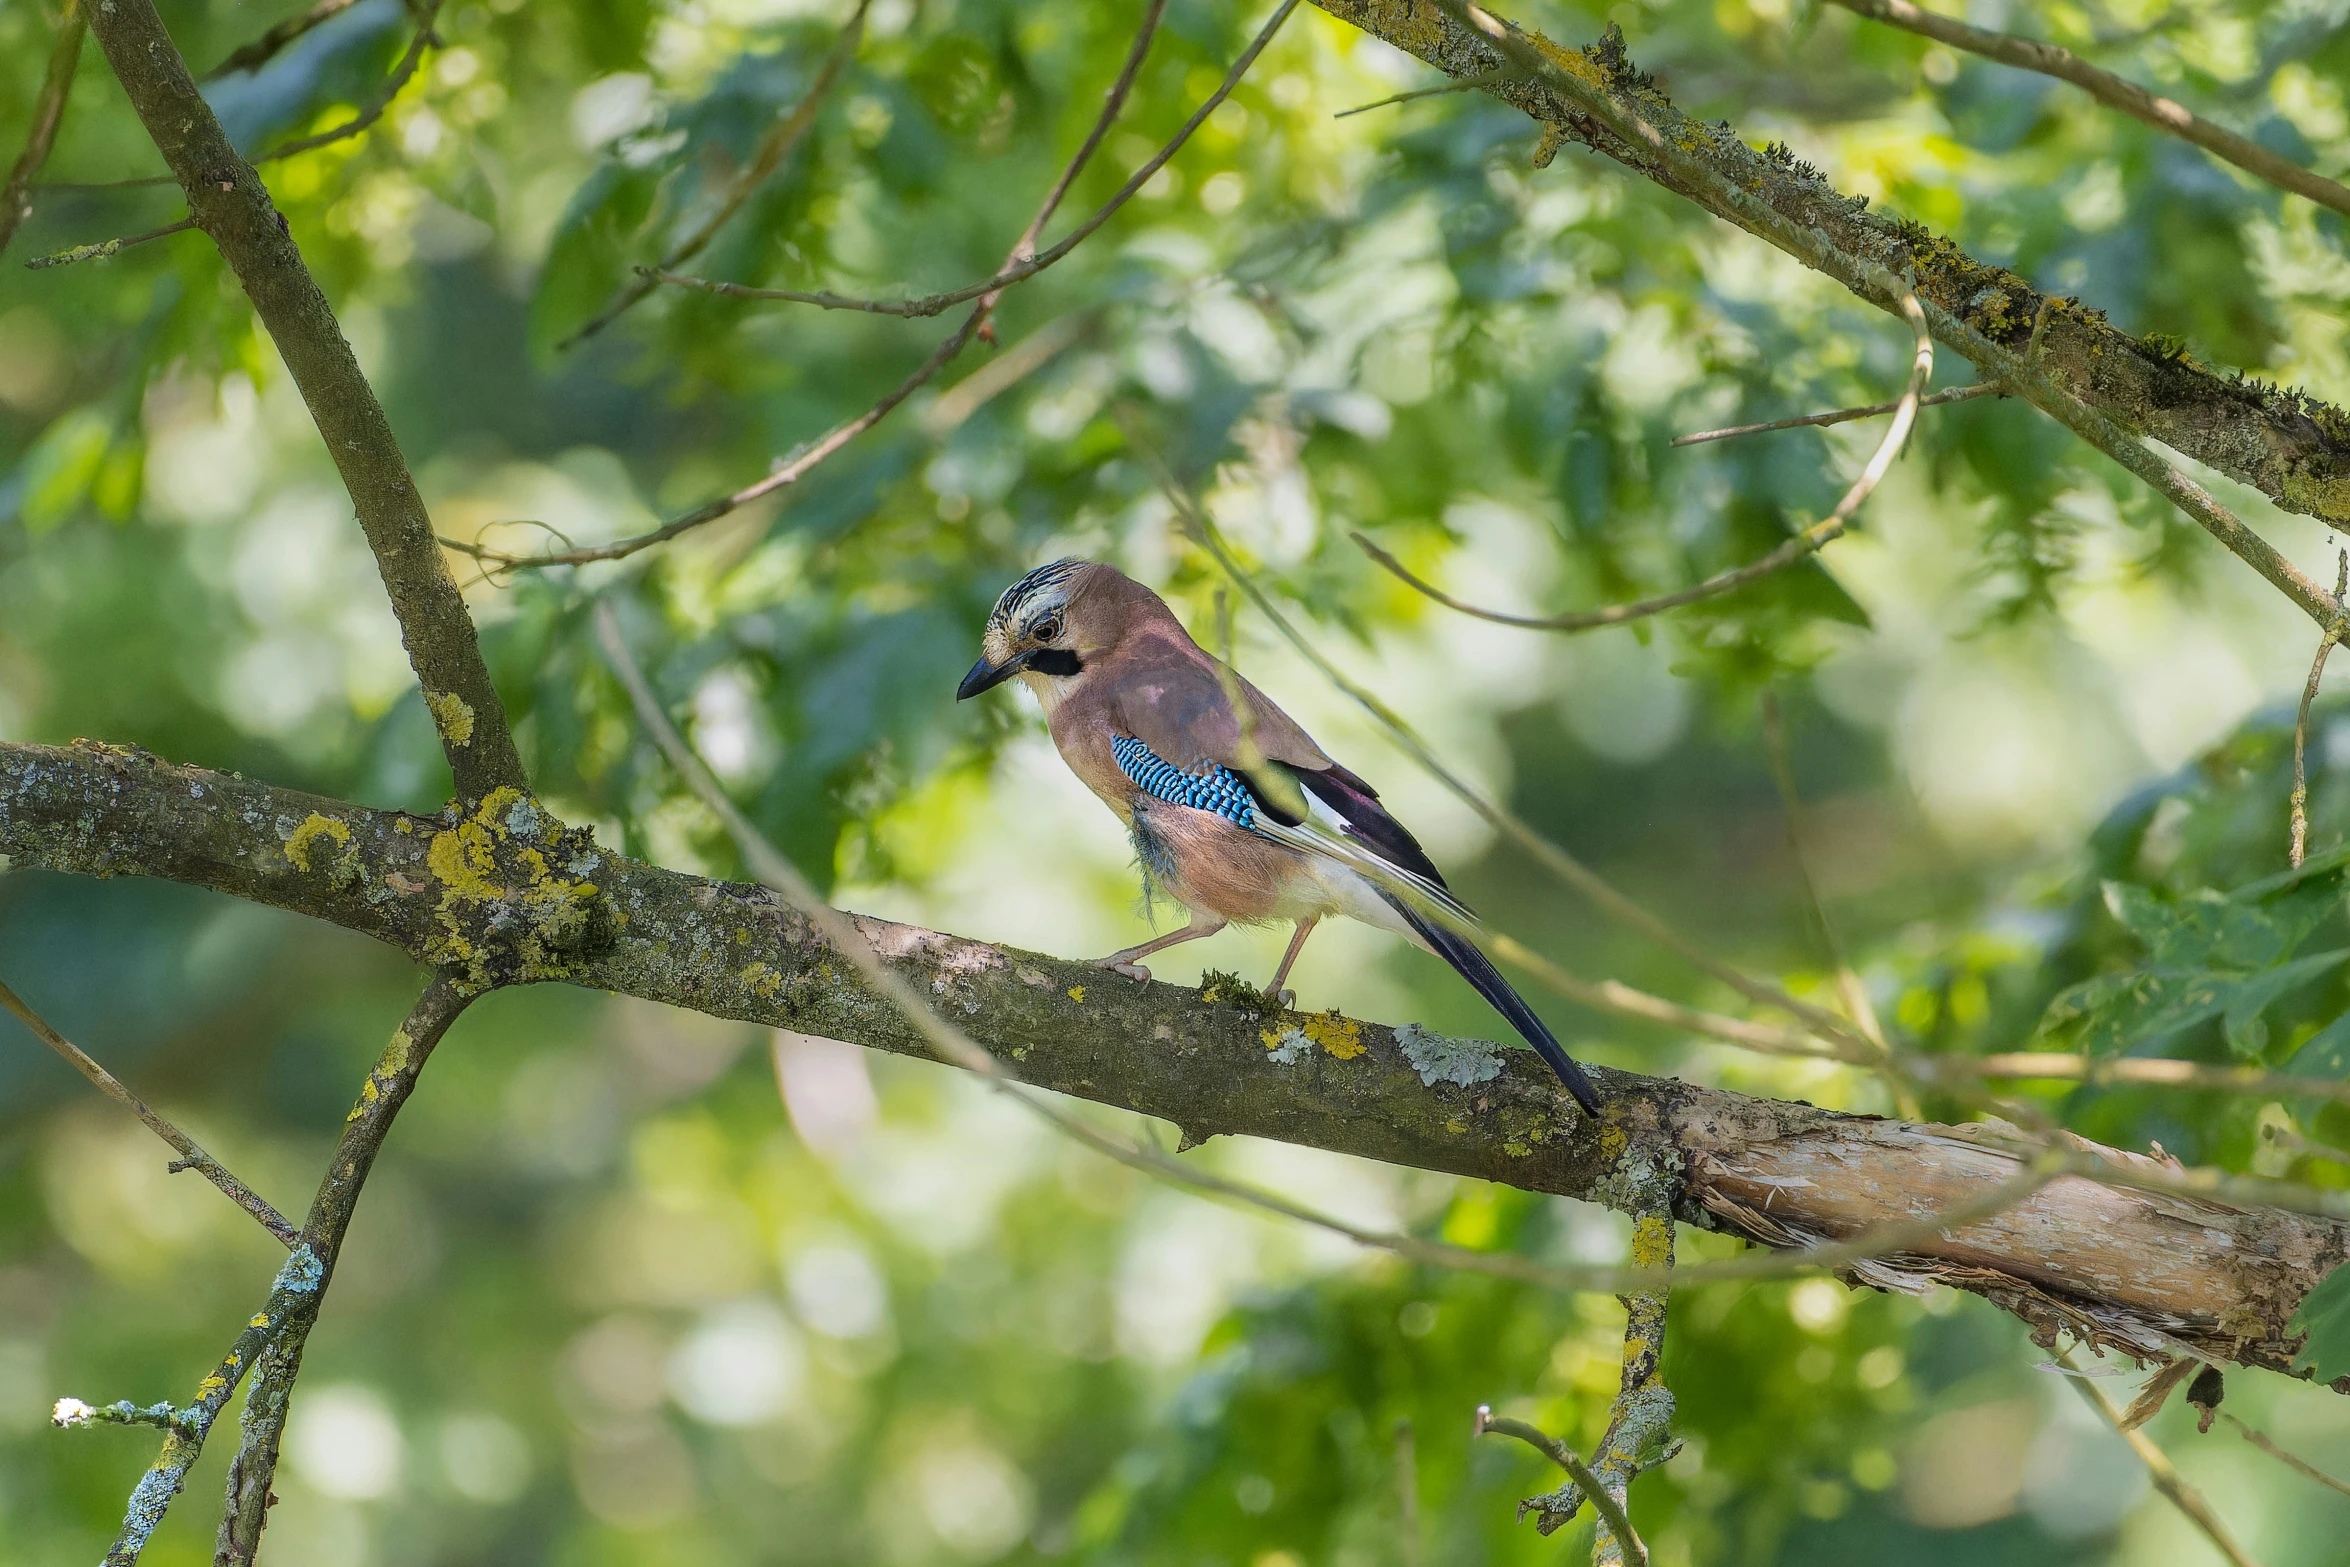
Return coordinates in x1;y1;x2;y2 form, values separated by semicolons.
956;559;1602;1115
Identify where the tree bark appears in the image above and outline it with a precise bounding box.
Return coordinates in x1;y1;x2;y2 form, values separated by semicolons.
4;738;2342;1377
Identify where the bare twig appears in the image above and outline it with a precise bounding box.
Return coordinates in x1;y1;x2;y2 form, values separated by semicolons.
87;0;524;802
22;214;195;269
1962;1051;2350;1107
0;976;297;1246
0;0;87;257
560;0;875;348
2058;1349;2265;1567
250;0;442;163
1334;71;1513;118
203;0;362;79
644;0;1294;322
1826;0;2350;220
214;977;471;1566
73;1243;325;1567
470;0;1298;572
2220;1411;2350;1500
2291;550;2348;867
1359;291;1932;633
1475;1408;1647;1566
1671;381;1997;446
593;600;2064;1297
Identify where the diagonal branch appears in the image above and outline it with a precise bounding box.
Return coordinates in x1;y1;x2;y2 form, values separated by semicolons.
1672;382;1998;447
1825;0;2350;221
1305;2;2350;615
0;976;297;1246
83;0;524;802
203;0;362;80
214;976;472;1566
560;0;875;349
250;0;442;164
0;0;87;257
2060;1348;2265;1567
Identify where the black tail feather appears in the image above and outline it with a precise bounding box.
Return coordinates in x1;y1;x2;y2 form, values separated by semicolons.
1389;898;1602;1116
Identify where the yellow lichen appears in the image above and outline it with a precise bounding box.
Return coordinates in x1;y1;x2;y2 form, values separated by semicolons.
1067;985;1085;1003
1297;1011;1363;1060
742;961;783;1002
1598;1124;1629;1161
380;1027;413;1076
284;813;351;872
425;690;476;746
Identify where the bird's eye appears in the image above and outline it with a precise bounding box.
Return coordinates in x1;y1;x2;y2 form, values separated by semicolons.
1029;614;1063;643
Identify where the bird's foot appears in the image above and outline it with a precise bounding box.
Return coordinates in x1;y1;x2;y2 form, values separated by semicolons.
1096;957;1152;984
1271;987;1296;1009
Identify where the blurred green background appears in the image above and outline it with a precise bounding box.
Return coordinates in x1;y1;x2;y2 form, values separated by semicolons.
7;0;2350;1561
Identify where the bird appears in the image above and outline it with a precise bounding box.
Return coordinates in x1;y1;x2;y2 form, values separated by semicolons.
955;558;1602;1116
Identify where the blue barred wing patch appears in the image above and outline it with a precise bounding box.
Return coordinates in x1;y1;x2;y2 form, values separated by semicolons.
1111;734;1257;830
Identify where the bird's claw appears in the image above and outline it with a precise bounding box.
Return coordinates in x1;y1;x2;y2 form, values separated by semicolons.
1273;988;1296;1009
1099;959;1152;983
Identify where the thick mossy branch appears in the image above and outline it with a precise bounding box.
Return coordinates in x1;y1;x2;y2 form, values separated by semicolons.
1307;2;2350;532
82;0;525;804
5;739;2346;1375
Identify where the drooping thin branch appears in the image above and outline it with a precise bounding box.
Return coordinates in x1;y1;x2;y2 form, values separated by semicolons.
1961;1051;2350;1108
249;0;442;164
203;0;362;80
644;0;1292;322
1357;292;1932;633
213;975;471;1566
2292;550;2349;867
1672;381;1997;446
1333;71;1514;118
2059;1349;2265;1567
1154;456;1881;1059
0;976;297;1246
560;0;876;349
2220;1411;2350;1500
464;0;1276;572
22;214;195;269
1824;0;2350;221
1476;1409;1647;1566
1310;0;2350;624
85;0;524;802
0;0;87;257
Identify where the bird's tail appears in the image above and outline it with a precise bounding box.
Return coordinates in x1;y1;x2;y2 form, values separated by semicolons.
1390;899;1603;1117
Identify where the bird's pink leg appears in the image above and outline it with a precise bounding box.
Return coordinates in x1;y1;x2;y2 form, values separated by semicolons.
1265;917;1318;1009
1093;914;1227;983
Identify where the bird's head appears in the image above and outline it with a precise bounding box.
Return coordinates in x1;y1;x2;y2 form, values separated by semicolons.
957;557;1120;705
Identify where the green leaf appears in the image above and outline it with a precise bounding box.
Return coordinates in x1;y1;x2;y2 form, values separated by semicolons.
2038;968;2236;1056
2223;949;2350;1060
2293;1260;2350;1384
2104;882;2307;970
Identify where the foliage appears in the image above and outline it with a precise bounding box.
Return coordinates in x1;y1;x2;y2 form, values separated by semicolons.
8;0;2350;1562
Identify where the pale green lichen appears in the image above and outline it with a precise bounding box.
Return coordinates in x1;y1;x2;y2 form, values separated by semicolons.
425;690;476;747
1395;1023;1503;1087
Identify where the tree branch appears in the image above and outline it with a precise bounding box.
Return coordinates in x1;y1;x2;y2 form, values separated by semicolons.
0;0;87;257
203;0;362;80
249;0;441;164
1825;0;2350;222
2061;1348;2265;1567
0;976;297;1245
4;737;2345;1375
1303;3;2350;608
214;975;472;1565
82;0;524;802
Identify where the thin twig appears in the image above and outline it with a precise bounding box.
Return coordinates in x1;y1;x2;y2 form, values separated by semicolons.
2058;1349;2265;1567
1357;291;1932;633
643;0;1295;321
1475;1409;1648;1567
1334;71;1514;118
1826;0;2350;220
1671;381;1996;446
2291;549;2348;868
472;0;1297;572
2220;1411;2350;1500
22;215;194;269
203;0;362;80
213;977;471;1566
1961;1051;2350;1107
560;0;876;349
592;600;2066;1297
0;976;297;1246
252;0;441;163
0;0;87;257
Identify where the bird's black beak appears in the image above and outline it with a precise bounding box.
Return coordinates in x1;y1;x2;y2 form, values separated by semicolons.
956;652;1027;701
